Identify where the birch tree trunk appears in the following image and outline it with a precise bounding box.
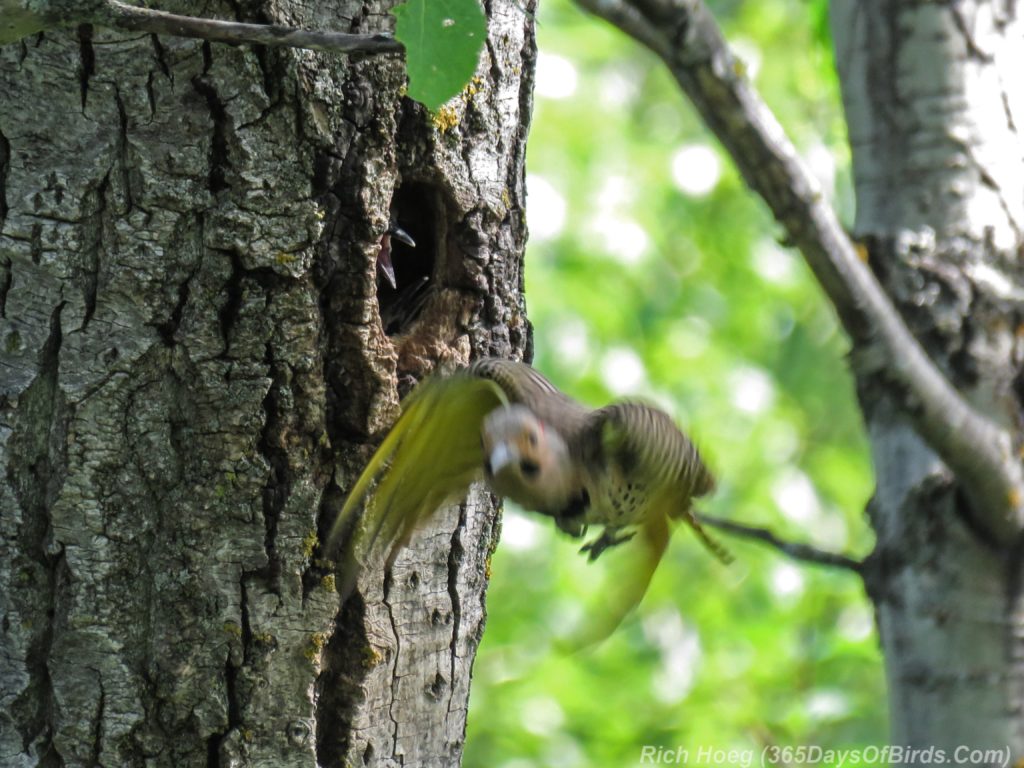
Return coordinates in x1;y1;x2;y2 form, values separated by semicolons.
0;1;535;765
568;0;1024;758
833;0;1024;754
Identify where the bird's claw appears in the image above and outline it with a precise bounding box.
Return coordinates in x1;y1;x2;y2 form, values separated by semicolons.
580;529;635;561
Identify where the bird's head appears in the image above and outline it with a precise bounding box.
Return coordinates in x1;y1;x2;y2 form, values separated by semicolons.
481;405;575;513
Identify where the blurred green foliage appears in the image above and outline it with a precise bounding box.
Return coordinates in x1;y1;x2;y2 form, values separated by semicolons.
464;0;885;765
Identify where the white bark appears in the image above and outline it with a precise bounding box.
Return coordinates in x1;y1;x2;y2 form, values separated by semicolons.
833;0;1024;753
575;0;1024;755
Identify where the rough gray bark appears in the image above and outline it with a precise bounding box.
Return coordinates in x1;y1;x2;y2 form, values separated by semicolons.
0;1;535;765
832;0;1024;753
0;0;403;53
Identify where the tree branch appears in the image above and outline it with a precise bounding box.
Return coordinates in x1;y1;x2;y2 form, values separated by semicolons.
697;513;863;573
98;0;403;55
575;0;1024;541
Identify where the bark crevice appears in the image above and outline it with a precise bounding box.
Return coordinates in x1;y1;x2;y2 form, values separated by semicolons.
257;342;289;588
1;2;533;762
0;255;12;318
6;300;68;764
190;42;231;194
0;127;9;230
156;259;197;345
76;173;107;333
76;23;94;111
314;596;372;767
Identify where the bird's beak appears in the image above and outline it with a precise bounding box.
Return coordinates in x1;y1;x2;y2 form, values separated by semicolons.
377;236;398;289
487;443;516;476
378;224;415;290
389;224;416;249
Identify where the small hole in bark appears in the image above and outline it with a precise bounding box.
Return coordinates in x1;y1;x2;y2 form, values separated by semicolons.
425;672;447;700
287;720;312;747
378;182;440;335
362;743;375;764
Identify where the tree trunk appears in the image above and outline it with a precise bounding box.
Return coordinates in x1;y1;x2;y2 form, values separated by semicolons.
832;0;1024;754
0;1;535;764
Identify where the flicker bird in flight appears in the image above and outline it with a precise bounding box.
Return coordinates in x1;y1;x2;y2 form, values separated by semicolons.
329;358;729;641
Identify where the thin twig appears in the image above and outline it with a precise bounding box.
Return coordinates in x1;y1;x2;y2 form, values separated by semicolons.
697;513;863;573
100;0;404;55
575;0;1024;541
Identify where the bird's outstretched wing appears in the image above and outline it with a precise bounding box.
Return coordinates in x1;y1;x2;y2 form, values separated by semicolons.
328;370;508;593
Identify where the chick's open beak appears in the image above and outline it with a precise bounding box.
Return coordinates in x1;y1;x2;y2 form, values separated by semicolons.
377;224;416;290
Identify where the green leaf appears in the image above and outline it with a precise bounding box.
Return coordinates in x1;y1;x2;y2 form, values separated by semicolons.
394;0;487;112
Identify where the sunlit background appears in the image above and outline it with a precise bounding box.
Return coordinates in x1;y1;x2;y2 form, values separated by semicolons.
464;0;883;764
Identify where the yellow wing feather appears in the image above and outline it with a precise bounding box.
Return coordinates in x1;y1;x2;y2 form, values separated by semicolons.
328;371;508;594
562;494;671;650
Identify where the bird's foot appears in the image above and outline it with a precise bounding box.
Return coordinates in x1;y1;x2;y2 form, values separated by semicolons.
580;528;635;561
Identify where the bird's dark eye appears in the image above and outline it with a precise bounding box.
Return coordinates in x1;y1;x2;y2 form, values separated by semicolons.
519;460;540;478
527;431;538;447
